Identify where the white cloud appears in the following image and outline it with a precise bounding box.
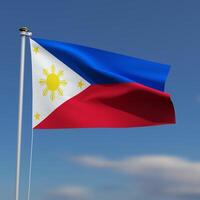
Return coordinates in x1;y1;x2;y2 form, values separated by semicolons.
51;185;91;199
72;155;112;168
72;155;200;198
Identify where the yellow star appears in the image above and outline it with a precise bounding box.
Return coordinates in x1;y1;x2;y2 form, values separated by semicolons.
77;80;85;88
34;113;41;120
33;46;39;54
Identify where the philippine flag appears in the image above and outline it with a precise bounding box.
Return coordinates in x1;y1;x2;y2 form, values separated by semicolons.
30;38;175;129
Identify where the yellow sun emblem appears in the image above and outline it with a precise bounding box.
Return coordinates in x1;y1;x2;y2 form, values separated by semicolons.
39;65;67;101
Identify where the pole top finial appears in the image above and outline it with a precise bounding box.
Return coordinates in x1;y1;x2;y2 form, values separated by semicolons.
19;27;29;32
19;26;32;37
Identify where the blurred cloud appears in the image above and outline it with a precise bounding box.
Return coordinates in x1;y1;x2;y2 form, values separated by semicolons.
197;95;200;103
49;185;91;200
72;155;200;199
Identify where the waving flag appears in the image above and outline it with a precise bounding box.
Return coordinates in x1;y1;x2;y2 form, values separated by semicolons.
30;38;175;129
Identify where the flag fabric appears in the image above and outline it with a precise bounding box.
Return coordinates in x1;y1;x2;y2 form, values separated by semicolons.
30;38;175;129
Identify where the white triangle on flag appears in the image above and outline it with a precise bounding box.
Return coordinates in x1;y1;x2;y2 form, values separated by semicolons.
30;39;90;128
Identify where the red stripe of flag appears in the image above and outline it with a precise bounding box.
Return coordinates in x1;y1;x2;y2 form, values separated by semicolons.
35;83;175;129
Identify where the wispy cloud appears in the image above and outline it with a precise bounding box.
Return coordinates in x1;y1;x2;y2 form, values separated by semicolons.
72;155;200;199
49;185;91;200
197;95;200;103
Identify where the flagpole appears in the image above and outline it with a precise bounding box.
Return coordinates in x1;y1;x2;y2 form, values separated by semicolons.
15;27;32;200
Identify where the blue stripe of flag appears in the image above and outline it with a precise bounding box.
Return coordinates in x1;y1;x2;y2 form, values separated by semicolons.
33;38;170;91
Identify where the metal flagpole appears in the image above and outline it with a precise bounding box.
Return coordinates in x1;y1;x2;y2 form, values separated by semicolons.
15;27;32;200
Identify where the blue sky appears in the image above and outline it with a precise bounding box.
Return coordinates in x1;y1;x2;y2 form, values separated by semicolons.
1;0;200;200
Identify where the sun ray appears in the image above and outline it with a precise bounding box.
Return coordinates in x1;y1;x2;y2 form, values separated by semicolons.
57;87;63;96
43;69;49;76
50;91;55;101
39;79;46;85
43;87;48;96
60;80;67;86
58;70;64;77
51;65;55;73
